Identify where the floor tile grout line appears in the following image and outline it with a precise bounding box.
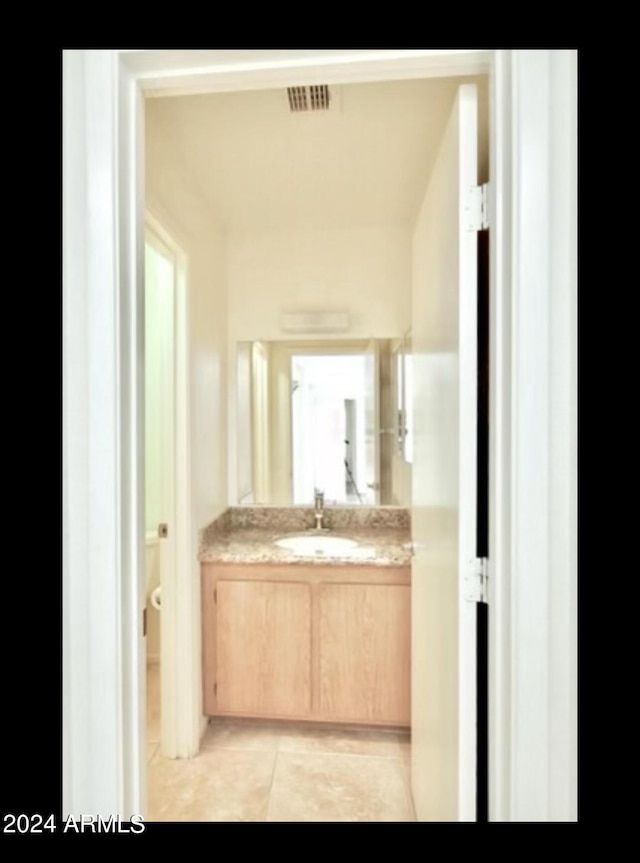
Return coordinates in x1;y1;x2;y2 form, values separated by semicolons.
201;743;279;755
404;769;417;822
201;737;404;760
202;728;405;756
274;747;404;762
260;750;413;823
397;752;417;822
264;749;280;823
202;743;403;761
148;745;413;823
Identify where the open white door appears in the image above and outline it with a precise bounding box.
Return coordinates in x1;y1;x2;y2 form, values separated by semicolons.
363;339;381;505
411;83;480;821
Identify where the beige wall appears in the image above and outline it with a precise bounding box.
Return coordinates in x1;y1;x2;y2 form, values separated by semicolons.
146;107;228;534
227;225;411;343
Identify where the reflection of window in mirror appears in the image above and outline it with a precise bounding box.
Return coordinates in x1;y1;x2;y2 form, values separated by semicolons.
290;353;372;506
236;339;394;506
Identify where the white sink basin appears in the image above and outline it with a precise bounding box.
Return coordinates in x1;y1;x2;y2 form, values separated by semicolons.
274;534;359;556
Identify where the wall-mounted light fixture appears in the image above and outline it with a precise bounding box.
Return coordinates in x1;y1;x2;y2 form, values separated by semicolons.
280;311;350;334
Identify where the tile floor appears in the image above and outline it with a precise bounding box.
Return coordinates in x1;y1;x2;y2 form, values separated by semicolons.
145;664;415;822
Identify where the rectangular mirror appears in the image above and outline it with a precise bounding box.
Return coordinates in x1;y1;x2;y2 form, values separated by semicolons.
235;338;410;506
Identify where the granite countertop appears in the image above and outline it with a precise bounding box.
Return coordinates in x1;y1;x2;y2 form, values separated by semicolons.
198;506;413;568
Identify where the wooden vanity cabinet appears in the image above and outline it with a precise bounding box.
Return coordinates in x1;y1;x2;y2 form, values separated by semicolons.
215;579;311;717
202;563;410;727
319;582;410;725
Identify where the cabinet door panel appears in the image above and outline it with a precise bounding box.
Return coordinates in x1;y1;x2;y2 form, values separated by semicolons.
216;580;311;716
319;583;410;724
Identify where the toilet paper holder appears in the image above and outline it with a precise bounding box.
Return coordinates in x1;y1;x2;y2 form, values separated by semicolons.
151;586;162;611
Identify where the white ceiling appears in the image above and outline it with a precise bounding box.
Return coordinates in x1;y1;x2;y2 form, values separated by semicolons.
146;76;488;232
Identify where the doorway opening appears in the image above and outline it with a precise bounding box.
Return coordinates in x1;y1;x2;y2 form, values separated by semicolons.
141;64;490;820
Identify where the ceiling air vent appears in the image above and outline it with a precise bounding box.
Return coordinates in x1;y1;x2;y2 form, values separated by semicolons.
287;85;331;112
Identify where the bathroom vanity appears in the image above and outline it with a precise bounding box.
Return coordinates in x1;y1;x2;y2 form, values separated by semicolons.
199;507;412;727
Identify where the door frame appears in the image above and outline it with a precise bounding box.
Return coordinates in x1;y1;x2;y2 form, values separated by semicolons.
250;341;270;504
62;48;577;821
144;213;192;762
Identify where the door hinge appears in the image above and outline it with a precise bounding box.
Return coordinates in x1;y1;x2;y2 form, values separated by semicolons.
465;557;489;603
143;606;147;637
465;183;489;232
214;682;217;697
214;588;217;604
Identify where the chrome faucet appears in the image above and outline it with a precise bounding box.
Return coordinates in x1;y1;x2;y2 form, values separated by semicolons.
313;488;325;531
